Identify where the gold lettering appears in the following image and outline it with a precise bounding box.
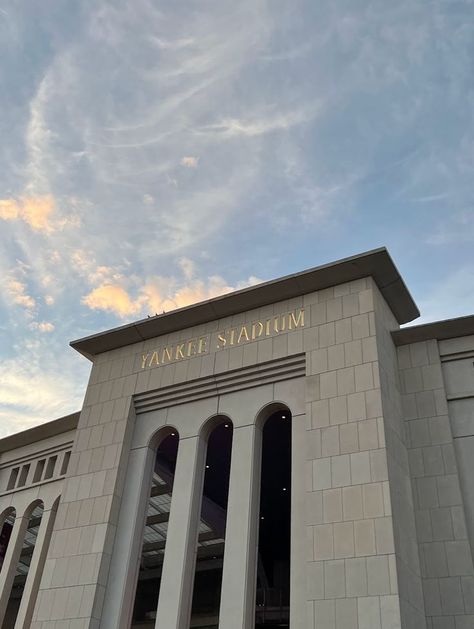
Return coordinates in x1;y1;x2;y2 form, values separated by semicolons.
289;308;305;329
273;316;280;333
280;314;286;332
141;353;150;369
198;336;208;354
187;339;197;357
229;329;236;345
149;351;159;367
265;319;271;336
175;343;185;360
162;347;173;363
237;325;249;344
217;333;227;349
251;321;264;340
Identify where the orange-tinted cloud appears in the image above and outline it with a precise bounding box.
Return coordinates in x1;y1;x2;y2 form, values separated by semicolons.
82;284;141;318
0;195;56;233
142;275;261;314
0;199;20;220
82;274;263;319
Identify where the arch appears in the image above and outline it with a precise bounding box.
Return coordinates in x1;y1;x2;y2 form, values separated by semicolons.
12;496;57;629
0;508;16;572
198;413;233;441
21;499;44;521
255;400;292;429
0;500;45;628
0;507;16;527
254;402;292;629
148;424;179;450
188;415;234;627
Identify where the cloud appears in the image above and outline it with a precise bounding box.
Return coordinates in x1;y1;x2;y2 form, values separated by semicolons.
4;276;36;311
71;250;124;285
0;195;79;233
179;257;195;280
0;195;56;232
180;156;199;168
29;321;55;333
198;107;318;139
81;270;263;319
1;0;474;436
82;284;141;318
141;274;262;315
0;356;85;438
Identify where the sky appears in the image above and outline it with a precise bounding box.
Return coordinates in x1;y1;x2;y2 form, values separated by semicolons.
0;0;473;437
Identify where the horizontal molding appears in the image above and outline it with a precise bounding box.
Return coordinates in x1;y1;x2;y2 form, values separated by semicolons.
441;349;474;363
446;392;474;402
134;354;306;415
0;442;73;471
0;474;65;499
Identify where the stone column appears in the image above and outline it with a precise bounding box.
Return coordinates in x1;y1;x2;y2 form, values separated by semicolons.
290;412;308;629
0;512;29;624
154;435;206;629
219;423;262;629
14;504;57;629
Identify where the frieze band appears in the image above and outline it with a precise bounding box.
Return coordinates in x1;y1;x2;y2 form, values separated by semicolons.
140;307;305;369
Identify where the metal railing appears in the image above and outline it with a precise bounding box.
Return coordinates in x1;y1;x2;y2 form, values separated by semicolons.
255;588;289;626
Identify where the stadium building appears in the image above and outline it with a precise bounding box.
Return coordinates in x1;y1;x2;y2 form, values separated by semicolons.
0;248;473;629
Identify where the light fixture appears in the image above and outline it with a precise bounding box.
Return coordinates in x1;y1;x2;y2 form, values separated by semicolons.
224;424;229;428
261;516;265;520
206;465;210;469
281;414;286;419
282;487;287;491
171;433;176;436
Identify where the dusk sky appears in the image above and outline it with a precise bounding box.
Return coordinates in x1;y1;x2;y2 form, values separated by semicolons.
0;1;473;437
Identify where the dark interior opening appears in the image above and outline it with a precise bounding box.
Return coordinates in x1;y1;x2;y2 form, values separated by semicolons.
189;420;233;629
131;431;179;627
256;409;291;628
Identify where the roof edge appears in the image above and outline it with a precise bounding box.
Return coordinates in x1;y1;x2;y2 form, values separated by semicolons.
71;248;420;360
392;314;474;346
0;412;80;454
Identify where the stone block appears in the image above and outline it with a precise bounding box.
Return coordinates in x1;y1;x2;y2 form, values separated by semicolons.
325;559;346;598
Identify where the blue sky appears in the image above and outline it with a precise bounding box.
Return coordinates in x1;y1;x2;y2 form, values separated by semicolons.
0;0;473;436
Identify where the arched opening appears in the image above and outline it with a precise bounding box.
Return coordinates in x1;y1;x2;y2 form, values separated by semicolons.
0;509;16;572
255;406;292;628
189;417;233;628
1;502;44;629
130;428;179;628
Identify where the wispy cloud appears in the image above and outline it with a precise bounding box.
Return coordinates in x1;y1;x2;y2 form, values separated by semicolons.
3;272;36;312
0;0;473;436
29;321;55;333
198;107;318;139
0;354;84;438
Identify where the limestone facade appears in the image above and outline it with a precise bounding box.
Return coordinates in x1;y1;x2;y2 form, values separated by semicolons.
0;249;472;629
